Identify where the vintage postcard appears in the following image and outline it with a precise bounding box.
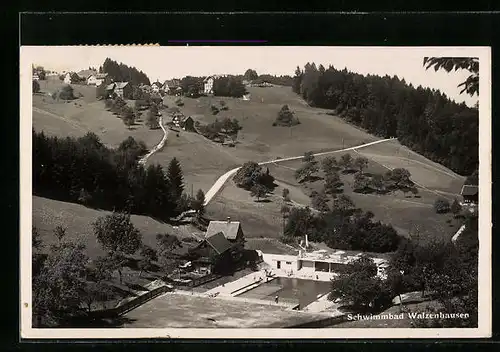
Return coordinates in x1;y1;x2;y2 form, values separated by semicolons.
20;46;491;339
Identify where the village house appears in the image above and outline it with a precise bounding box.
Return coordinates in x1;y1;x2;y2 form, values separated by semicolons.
460;184;479;205
187;232;241;275
87;73;109;86
205;217;245;251
106;82;132;99
164;79;181;95
63;72;73;84
151;81;163;93
77;69;97;83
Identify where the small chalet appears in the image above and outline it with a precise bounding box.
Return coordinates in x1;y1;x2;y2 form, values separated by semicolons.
461;184;479;205
64;72;80;84
188;232;241;274
77;69;98;82
87;73;109;86
164;79;181;94
106;82;132;99
151;81;163;93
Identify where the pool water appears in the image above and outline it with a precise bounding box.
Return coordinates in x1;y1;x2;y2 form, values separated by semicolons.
236;277;331;309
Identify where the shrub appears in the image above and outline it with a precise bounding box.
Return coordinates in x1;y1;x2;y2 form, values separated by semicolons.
274;104;300;127
59;85;76;100
434;198;451;214
211;105;220;115
32;80;40;93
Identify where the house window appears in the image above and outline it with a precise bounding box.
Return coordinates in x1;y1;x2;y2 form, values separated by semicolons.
286;261;292;265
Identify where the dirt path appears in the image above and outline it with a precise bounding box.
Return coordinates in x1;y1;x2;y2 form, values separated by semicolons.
138;115;168;166
204;138;396;206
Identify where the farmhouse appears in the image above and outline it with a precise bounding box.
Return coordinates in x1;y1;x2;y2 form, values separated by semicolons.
460;184;478;205
87;73;109;86
164;79;181;94
106;82;132;99
77;69;98;82
187;232;242;274
171;113;193;130
151;81;163;93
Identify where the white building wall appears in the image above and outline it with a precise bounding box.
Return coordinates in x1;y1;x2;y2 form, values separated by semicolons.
64;74;71;84
204;78;214;94
300;260;315;273
87;76;97;85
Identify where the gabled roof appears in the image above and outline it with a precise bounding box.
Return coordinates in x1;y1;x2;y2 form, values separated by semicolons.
77;69;98;79
204;232;233;255
96;73;108;79
206;220;242;241
114;82;129;89
461;184;479;196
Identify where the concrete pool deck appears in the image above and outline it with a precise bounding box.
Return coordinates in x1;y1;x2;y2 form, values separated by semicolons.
122;291;329;328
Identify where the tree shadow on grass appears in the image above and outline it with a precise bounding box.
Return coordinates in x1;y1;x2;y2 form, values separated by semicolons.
254;199;272;203
341;169;358;175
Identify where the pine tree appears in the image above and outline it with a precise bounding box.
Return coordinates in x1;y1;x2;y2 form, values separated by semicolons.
167;158;184;206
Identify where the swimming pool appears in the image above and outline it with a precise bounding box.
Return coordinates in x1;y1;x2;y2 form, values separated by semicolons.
236;277;331;309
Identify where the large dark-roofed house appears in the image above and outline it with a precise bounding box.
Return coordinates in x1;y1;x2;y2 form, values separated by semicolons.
188;232;241;274
461;184;479;204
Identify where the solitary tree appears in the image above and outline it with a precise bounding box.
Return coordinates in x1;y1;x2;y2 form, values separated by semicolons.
282;188;291;202
321;156;338;175
33;80;40;93
353;156;369;173
250;183;268;202
324;172;343;194
167;158;185;204
339;153;353;171
434;198;451;214
192;189;206;217
53;225;67;243
92;212;142;283
451;198;462;217
243;69;258;81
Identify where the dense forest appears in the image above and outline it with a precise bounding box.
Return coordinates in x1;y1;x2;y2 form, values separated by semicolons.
100;58;151;86
33;130;187;220
292;63;479;176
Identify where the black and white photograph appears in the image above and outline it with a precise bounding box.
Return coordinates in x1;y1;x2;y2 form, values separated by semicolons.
20;46;491;339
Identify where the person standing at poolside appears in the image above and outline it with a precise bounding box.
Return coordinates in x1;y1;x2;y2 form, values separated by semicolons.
275;295;279;304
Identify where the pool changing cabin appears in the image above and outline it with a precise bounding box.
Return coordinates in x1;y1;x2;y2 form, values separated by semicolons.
259;249;389;279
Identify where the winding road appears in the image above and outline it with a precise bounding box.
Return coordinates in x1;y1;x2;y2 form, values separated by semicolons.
203;138;396;206
138;115;168;166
